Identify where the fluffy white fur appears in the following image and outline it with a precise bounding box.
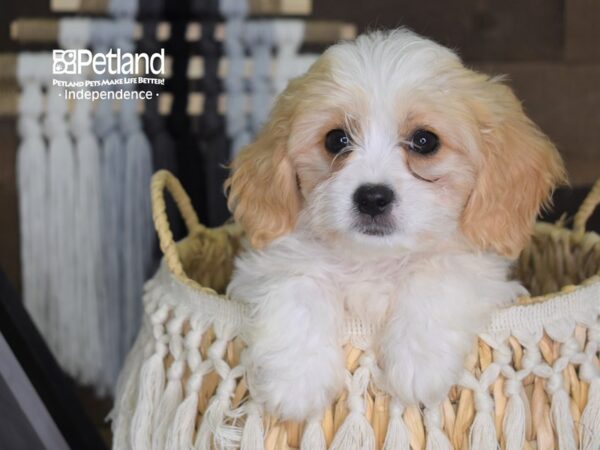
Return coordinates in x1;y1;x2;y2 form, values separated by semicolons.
226;29;564;421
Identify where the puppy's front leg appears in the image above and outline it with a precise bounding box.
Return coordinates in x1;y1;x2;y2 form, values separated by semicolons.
377;265;520;408
378;302;474;408
236;277;345;421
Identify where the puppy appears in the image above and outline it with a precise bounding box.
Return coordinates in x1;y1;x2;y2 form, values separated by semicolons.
226;29;565;421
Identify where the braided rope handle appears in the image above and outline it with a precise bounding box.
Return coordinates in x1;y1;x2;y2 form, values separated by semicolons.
574;179;600;235
151;170;202;278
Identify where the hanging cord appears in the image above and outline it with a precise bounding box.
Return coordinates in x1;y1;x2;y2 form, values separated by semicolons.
16;53;52;344
271;20;306;96
109;0;138;18
220;0;250;155
59;17;112;393
243;20;274;135
91;19;130;391
114;19;155;359
44;47;79;375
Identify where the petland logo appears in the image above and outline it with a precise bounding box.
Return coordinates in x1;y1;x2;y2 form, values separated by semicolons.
52;49;165;76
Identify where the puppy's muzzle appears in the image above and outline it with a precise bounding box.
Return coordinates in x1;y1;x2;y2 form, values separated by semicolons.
353;184;395;217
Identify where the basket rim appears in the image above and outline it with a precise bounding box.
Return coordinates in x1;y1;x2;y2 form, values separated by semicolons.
147;257;600;340
151;169;600;310
170;219;600;307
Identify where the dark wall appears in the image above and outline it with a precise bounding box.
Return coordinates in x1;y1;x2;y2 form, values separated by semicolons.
1;0;599;292
313;0;565;62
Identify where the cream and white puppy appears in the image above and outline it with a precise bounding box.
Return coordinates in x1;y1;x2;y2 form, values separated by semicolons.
226;29;565;421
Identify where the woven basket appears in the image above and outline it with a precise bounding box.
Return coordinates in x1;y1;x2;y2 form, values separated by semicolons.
111;170;600;450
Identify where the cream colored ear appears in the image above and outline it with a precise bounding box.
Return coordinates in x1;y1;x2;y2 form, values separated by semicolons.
461;80;566;258
225;91;302;248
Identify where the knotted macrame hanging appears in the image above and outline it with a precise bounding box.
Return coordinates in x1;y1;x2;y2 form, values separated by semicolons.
243;20;274;135
16;53;51;342
59;16;108;391
221;0;250;155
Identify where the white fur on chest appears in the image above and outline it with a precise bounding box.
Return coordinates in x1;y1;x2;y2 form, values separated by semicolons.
227;231;525;416
329;257;404;324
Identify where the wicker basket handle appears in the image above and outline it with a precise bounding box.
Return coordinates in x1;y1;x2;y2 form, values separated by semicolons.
151;170;202;278
574;178;600;235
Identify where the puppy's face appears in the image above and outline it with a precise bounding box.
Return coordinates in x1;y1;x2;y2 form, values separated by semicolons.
227;30;565;258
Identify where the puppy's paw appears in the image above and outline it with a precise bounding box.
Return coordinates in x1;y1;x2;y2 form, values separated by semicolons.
241;277;345;420
243;341;344;420
378;325;471;407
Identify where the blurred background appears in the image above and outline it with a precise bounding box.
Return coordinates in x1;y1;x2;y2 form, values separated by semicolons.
0;0;599;448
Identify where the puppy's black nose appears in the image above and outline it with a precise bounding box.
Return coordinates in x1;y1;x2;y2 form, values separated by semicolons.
353;184;395;217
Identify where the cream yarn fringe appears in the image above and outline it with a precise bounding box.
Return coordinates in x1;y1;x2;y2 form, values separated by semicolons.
110;262;600;450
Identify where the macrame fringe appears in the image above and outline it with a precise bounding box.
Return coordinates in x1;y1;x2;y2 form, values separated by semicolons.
152;379;183;450
551;389;576;450
164;393;198;450
129;352;166;450
329;411;375;450
74;130;106;392
425;428;452;450
382;404;410;450
111;375;139;450
109;325;149;450
46;121;77;374
240;402;264;450
424;409;452;450
300;417;326;450
503;391;526;450
469;410;497;450
111;323;150;420
580;377;600;449
194;395;243;450
194;415;213;450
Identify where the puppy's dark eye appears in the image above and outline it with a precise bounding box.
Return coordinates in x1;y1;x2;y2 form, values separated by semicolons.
325;129;350;154
409;129;440;155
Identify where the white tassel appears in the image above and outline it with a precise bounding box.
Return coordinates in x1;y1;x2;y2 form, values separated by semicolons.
17;54;50;344
241;402;264;450
194;414;213;450
164;393;199;450
121;97;154;353
424;408;451;450
45;81;78;375
382;402;410;450
111;366;141;450
109;325;150;450
580;377;600;449
194;363;245;449
195;397;243;449
129;351;166;450
153;320;185;450
469;409;497;450
425;429;452;450
550;388;576;450
329;411;375;450
330;362;375;450
503;383;526;450
164;324;206;450
152;376;183;450
300;417;326;450
73;127;106;391
469;392;497;450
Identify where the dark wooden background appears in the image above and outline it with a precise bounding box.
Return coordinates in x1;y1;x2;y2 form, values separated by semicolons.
1;0;600;292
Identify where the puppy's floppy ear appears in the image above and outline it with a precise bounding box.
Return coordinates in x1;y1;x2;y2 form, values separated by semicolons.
461;78;566;258
225;88;302;248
